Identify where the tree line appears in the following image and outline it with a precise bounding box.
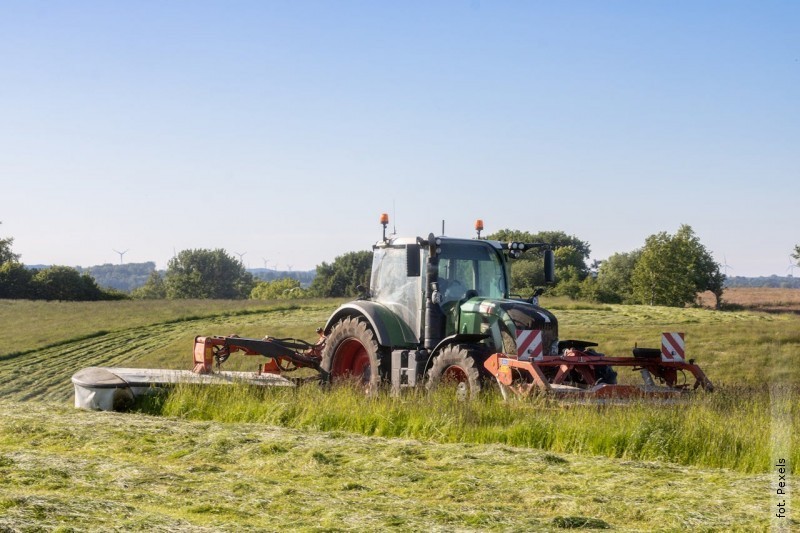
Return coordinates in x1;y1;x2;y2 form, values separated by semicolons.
3;221;792;308
0;223;123;301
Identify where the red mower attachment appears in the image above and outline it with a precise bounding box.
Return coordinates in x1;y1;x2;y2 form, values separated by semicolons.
192;333;325;375
484;331;714;400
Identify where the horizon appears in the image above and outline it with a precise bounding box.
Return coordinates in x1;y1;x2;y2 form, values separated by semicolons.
23;258;800;281
2;2;798;277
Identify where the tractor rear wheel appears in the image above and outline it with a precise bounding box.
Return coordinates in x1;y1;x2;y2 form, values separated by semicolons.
321;316;382;393
425;345;482;400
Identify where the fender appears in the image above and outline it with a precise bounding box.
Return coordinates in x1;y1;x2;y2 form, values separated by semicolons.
430;333;490;357
424;333;491;371
324;301;418;349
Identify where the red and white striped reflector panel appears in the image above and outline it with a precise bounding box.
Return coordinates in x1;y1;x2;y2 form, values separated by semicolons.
661;332;685;362
516;329;543;361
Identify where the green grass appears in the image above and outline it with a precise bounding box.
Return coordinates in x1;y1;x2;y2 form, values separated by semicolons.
142;381;798;475
0;401;782;531
0;300;336;401
0;298;342;358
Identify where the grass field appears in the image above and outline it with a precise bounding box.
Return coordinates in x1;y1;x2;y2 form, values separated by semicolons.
0;401;773;531
0;295;797;530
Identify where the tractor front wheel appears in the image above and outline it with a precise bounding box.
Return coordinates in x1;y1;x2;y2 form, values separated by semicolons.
425;345;482;400
321;316;382;393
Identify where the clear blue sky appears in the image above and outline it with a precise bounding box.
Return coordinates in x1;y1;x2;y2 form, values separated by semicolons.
1;1;797;276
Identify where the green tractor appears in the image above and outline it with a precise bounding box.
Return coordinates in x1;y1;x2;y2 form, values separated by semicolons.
320;215;558;397
73;215;712;411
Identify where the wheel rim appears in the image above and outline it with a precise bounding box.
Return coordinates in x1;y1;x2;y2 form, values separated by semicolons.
332;338;371;382
442;365;469;401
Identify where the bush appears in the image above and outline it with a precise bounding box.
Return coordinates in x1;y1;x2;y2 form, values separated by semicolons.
0;262;33;299
31;266;107;301
250;278;308;300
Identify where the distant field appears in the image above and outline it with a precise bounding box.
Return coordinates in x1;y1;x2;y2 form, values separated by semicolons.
0;297;797;530
699;286;800;312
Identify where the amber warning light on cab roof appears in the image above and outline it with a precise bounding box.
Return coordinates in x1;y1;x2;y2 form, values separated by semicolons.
380;213;390;242
475;219;484;238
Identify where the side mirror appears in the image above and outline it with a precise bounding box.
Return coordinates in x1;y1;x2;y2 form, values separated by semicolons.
544;249;555;284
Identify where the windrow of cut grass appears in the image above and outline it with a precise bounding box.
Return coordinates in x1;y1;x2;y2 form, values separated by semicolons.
0;301;335;402
143;381;799;475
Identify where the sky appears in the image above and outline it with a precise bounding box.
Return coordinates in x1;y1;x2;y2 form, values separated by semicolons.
1;1;797;276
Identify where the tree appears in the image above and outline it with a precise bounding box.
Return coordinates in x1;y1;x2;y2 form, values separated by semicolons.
131;271;167;299
487;229;591;293
0;222;20;266
165;249;254;299
310;250;373;298
793;245;800;265
0;262;33;299
250;277;307;300
631;225;724;307
594;250;641;303
30;266;106;301
509;260;540;298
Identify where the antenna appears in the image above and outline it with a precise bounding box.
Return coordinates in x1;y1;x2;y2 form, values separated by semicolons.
113;249;128;264
392;199;396;236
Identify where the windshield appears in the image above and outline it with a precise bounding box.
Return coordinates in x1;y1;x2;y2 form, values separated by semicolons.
438;241;506;304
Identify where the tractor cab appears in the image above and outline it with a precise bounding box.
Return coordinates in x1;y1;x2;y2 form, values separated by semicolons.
371;236;511;342
369;217;557;360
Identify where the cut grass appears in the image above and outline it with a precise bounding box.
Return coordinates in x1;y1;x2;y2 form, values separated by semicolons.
0;302;335;401
0;298;342;358
0;298;797;529
0;401;783;531
0;298;796;472
1;298;798;398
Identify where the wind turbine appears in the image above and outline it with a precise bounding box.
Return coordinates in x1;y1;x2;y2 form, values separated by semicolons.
721;255;734;276
262;257;270;270
113;249;128;264
787;256;797;277
234;251;247;265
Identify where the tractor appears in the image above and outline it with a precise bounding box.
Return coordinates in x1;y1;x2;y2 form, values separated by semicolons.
317;215;713;399
73;215;713;411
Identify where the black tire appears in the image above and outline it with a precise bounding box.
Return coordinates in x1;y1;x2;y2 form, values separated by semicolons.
321;316;382;393
425;345;482;400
